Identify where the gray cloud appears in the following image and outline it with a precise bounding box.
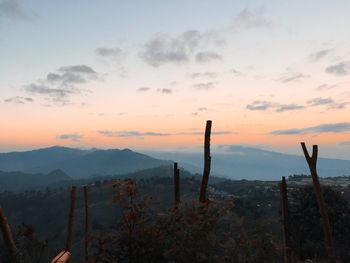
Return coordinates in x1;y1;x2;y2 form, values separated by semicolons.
99;130;233;138
307;97;348;109
308;49;333;62
340;141;350;146
24;64;99;104
160;88;172;94
275;104;305;112
270;122;350;135
229;69;242;76
246;101;304;112
317;83;337;91
0;0;30;19
139;30;223;67
280;72;310;83
193;82;216;90
4;96;33;104
137;87;151;92
325;61;350;76
96;47;123;57
57;133;83;141
190;72;217;79
234;7;272;30
195;51;222;63
246;101;274;111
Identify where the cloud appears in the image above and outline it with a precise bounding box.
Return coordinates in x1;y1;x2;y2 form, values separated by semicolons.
4;96;33;104
275;104;305;112
246;101;274;111
98;130;233;138
308;49;333;62
280;72;310;83
316;83;337;91
96;47;123;57
307;97;348;109
229;69;242;76
160;88;172;94
193;82;216;90
270;122;350;135
57;133;83;141
0;0;31;19
190;72;217;79
340;141;350;146
195;51;222;63
325;61;350;76
139;30;223;67
246;101;304;112
137;87;151;92
24;64;99;105
233;7;272;30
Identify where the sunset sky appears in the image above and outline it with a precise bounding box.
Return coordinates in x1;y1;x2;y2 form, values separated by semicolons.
1;0;350;159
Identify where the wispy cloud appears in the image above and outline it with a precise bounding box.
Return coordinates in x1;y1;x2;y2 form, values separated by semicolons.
308;48;333;62
233;7;272;30
24;64;99;105
307;97;348;109
193;82;216;90
275;104;305;112
57;133;83;141
0;0;34;20
280;72;310;83
325;61;350;76
246;101;274;111
195;51;222;63
189;72;217;79
137;87;151;92
270;122;350;135
98;130;234;138
4;96;33;104
157;88;172;94
316;83;337;91
139;30;223;67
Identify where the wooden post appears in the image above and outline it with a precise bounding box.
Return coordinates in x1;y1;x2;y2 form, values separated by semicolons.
174;162;180;208
199;120;212;204
279;177;292;263
51;250;71;263
83;186;89;263
65;186;77;253
300;143;338;263
0;207;20;262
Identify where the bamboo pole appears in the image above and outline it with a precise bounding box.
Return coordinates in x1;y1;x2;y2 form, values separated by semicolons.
279;177;292;263
300;143;339;263
199;120;212;204
65;186;77;253
83;186;89;263
0;207;20;262
173;162;180;208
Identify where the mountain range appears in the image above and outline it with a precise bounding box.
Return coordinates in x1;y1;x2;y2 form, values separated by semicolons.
0;146;350;185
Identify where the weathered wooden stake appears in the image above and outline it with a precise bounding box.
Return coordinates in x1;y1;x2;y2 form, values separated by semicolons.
65;186;77;253
51;250;71;263
0;207;20;262
83;186;89;263
279;176;292;263
174;162;180;208
301;142;339;263
199;120;212;204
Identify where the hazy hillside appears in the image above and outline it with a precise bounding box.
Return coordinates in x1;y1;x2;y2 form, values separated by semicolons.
0;147;169;178
144;146;350;180
0;169;71;192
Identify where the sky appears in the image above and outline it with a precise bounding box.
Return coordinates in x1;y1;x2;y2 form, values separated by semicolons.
1;0;350;159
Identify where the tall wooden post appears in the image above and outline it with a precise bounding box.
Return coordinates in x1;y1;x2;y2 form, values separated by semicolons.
279;177;292;263
83;186;89;262
0;207;20;262
65;186;77;253
174;162;180;208
301;143;338;263
199;120;212;204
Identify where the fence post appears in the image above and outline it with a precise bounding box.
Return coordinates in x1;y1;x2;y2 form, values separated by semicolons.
300;143;339;263
174;162;180;208
279;177;292;263
0;207;20;262
199;120;212;204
